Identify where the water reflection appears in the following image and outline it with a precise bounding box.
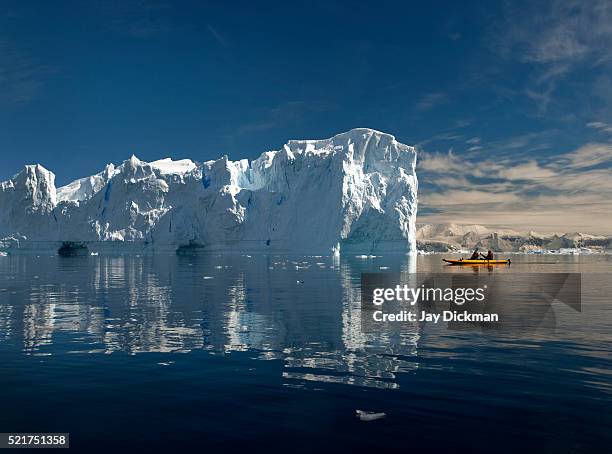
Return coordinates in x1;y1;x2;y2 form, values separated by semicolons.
2;253;608;391
0;253;420;389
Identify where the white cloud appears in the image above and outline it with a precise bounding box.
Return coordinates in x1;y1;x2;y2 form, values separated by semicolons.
418;150;465;173
497;161;556;180
563;143;612;169
587;121;612;133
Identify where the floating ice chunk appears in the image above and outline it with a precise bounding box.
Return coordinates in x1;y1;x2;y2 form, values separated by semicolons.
379;266;389;270
356;410;386;421
203;276;214;280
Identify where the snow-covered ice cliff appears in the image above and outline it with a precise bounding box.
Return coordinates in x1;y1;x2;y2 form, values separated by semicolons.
0;129;418;254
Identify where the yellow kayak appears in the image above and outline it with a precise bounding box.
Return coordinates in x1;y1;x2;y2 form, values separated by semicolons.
443;259;511;265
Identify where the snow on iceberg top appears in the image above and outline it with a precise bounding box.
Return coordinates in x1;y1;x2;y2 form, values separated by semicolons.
149;158;197;175
6;128;414;199
57;164;116;203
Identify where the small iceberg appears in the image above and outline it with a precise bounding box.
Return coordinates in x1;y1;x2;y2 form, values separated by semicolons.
356;410;386;422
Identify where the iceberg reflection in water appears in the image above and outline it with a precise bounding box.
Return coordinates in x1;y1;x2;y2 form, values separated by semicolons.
0;253;420;389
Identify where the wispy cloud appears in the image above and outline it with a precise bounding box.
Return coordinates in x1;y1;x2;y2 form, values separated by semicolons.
495;0;612;113
0;40;57;105
587;121;612;134
95;0;174;39
415;92;447;112
418;129;555;161
207;25;227;47
502;1;612;65
563;143;612;169
230;100;335;137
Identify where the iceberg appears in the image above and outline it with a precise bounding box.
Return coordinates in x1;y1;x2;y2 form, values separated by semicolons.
0;128;418;254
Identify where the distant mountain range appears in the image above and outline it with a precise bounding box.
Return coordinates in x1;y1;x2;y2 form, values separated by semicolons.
417;223;611;253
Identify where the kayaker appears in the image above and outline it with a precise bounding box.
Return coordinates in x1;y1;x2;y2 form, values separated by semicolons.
469;248;480;260
481;250;494;260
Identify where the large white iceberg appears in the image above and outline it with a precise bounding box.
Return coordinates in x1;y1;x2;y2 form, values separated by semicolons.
0;128;418;254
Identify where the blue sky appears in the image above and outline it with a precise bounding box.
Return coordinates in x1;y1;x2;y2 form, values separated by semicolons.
1;1;611;232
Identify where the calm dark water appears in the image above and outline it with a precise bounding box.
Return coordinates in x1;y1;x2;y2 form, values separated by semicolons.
0;253;610;452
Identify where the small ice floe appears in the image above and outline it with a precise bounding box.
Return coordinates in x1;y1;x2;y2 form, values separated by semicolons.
356;410;386;422
296;280;304;284
203;276;214;280
157;361;175;366
0;252;7;257
214;265;223;269
90;252;99;256
379;266;389;270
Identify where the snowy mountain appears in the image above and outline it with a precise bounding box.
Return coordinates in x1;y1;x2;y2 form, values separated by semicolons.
0;128;418;254
416;223;612;252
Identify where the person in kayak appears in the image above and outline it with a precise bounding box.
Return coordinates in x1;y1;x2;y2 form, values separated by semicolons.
468;248;480;260
480;250;494;260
